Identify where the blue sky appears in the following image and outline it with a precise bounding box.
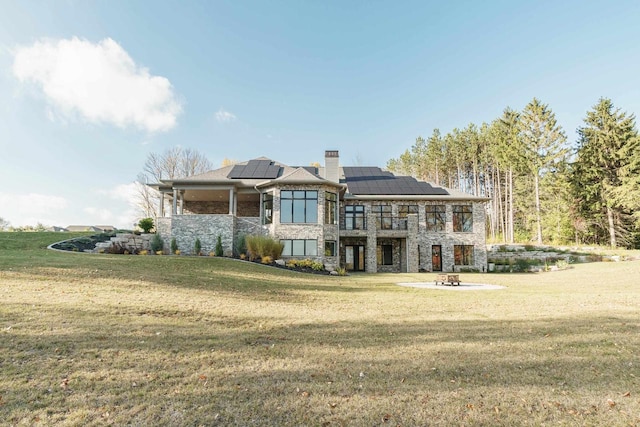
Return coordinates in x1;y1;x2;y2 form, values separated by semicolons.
1;0;640;229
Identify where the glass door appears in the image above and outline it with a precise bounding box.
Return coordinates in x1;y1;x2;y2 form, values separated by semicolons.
432;245;442;272
346;245;365;271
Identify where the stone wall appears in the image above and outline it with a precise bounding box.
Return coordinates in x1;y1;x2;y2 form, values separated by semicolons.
168;214;234;256
94;233;154;253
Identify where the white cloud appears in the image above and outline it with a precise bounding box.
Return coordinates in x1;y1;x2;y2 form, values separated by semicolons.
215;108;237;123
0;192;68;226
100;182;140;203
12;37;182;132
83;207;114;222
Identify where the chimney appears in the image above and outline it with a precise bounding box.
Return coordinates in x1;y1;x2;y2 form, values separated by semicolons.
324;150;340;183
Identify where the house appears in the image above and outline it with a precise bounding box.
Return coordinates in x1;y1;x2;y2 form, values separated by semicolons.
66;225;104;232
150;151;488;273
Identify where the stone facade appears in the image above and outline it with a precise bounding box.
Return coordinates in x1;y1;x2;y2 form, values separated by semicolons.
161;214;234;256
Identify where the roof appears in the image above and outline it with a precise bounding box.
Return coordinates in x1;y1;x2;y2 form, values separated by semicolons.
342;167;449;196
150;155;488;201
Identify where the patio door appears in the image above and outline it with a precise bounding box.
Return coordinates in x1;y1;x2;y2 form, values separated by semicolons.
345;245;365;271
432;245;442;272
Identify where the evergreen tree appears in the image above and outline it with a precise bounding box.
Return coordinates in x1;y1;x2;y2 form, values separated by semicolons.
572;98;640;247
519;98;568;244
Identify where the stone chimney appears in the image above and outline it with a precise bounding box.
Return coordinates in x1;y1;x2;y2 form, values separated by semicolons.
324;150;340;183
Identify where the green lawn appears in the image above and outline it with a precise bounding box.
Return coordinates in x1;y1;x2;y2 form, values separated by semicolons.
1;232;639;426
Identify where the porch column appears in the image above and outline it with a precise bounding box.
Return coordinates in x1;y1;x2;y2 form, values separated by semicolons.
228;189;234;215
366;211;377;273
407;213;419;273
179;191;185;214
159;192;165;217
172;189;178;215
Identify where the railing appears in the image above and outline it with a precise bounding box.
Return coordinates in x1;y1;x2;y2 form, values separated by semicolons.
376;217;409;231
340;218;367;231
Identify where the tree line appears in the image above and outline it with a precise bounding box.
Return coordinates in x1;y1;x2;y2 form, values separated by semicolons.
387;98;640;248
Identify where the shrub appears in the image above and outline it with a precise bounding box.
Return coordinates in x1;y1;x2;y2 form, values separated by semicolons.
336;267;348;276
311;261;324;271
261;255;273;264
139;250;148;255
194;238;202;256
170;238;178;254
150;234;164;252
245;235;283;260
138;218;154;233
234;233;246;257
215;235;224;257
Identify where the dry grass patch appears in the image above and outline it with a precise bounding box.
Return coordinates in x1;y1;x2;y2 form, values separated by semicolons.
1;232;639;425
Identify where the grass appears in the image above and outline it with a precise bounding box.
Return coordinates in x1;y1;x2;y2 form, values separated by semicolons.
1;232;639;426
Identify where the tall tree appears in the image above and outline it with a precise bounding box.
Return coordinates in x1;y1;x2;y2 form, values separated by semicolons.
572;98;640;247
519;98;567;244
136;147;213;219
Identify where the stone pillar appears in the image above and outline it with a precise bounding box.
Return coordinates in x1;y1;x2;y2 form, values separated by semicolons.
366;211;377;273
407;213;419;273
159;192;165;217
172;189;178;215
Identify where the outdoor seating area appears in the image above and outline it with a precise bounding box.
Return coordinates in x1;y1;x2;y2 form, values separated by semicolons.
435;273;461;286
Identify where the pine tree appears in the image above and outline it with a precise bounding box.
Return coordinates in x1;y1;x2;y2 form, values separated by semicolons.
572;98;640;247
519;98;568;244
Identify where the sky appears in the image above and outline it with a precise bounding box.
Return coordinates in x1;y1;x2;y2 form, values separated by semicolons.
1;0;640;229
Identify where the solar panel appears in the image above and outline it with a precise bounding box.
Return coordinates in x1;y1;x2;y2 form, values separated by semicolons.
343;167;449;196
227;160;281;179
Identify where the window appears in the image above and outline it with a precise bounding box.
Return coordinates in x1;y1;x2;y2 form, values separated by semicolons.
453;205;473;232
262;193;273;224
325;192;337;225
372;205;392;230
281;239;318;256
324;241;336;257
398;205;418;229
280;190;318;224
426;205;446;232
377;244;393;265
398;205;418;217
345;205;365;230
454;245;474;266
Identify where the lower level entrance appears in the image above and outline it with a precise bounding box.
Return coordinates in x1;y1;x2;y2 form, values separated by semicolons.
432;245;442;272
345;245;365;271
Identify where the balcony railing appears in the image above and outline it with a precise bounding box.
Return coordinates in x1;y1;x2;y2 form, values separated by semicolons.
340;217;410;231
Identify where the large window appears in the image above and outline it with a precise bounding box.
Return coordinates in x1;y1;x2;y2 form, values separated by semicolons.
453;205;473;232
280;190;318;224
281;239;318;256
426;205;446;232
372;205;392;230
454;245;474;266
325;192;337;225
262;193;273;224
377;244;393;265
345;205;365;230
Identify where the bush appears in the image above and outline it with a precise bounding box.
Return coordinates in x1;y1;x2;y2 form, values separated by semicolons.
312;261;324;271
194;238;202;255
261;255;273;264
245;235;283;260
150;234;164;252
138;218;154;233
234;234;247;257
215;235;223;257
336;267;348;276
170;238;178;254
